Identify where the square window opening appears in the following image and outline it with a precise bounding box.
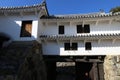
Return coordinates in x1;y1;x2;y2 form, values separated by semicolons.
59;25;64;34
64;43;78;50
85;42;92;50
20;20;32;37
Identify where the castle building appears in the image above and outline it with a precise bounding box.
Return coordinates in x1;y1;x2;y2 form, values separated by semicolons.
0;1;48;42
40;11;120;80
0;1;120;80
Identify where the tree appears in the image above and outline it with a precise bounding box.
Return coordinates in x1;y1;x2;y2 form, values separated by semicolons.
110;6;120;14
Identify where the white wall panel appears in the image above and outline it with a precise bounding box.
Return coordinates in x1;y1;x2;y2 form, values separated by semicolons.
40;21;120;36
43;40;120;55
0;16;38;41
40;21;120;55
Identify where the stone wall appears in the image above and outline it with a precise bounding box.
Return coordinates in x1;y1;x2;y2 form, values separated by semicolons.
104;55;120;80
0;41;46;80
1;41;120;80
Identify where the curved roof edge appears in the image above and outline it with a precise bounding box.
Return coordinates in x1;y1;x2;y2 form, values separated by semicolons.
0;0;49;16
40;12;120;19
0;4;42;10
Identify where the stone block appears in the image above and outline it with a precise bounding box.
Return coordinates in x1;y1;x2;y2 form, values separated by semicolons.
114;76;120;80
0;76;4;80
5;75;14;80
116;69;120;76
116;64;120;68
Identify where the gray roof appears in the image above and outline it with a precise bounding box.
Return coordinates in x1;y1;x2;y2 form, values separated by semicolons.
0;4;43;10
0;1;49;16
40;33;120;40
41;12;120;19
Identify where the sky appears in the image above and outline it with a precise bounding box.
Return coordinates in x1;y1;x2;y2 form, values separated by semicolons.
0;0;120;15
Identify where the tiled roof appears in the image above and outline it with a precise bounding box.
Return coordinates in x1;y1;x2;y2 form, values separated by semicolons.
0;1;47;14
39;33;120;40
0;1;47;10
0;1;49;16
41;12;120;19
0;4;42;10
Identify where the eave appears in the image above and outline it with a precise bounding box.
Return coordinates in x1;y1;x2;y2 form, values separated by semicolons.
0;1;49;16
40;12;120;22
39;33;120;41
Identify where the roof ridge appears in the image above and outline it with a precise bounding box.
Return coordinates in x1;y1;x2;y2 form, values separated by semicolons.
54;12;109;16
41;12;120;19
0;3;43;10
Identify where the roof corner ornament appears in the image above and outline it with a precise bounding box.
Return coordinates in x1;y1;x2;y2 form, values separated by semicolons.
40;0;49;17
99;9;105;14
99;9;104;12
42;0;46;5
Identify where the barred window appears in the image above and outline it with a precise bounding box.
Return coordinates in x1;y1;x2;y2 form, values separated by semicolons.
59;25;64;34
84;24;90;33
85;42;92;50
64;43;70;50
77;24;90;33
77;25;83;33
64;43;78;50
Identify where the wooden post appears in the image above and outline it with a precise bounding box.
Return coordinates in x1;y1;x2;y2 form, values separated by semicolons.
93;63;98;80
97;63;104;80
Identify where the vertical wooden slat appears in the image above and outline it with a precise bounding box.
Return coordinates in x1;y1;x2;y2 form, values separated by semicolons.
97;63;104;80
93;63;99;80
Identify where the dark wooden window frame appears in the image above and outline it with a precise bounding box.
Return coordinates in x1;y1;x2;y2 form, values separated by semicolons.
77;25;83;33
85;42;92;50
64;43;70;50
64;42;78;50
84;24;90;33
20;20;32;37
77;24;90;33
58;25;64;34
71;43;78;50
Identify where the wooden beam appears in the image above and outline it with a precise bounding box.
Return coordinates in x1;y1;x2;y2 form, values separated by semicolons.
84;40;86;44
93;63;98;80
56;39;59;44
42;22;46;26
82;21;85;26
43;39;47;44
112;39;116;44
95;20;99;26
70;39;72;46
20;11;23;17
4;12;7;16
98;39;101;44
83;56;87;60
35;8;38;16
109;19;113;24
98;56;103;61
70;21;72;27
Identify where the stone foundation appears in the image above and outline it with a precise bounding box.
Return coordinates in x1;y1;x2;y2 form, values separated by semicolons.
104;55;120;80
0;41;46;80
1;41;120;80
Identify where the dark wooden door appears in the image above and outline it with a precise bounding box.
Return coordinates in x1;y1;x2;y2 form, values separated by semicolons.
76;62;93;80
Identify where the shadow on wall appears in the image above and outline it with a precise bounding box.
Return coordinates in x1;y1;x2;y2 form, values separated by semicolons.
0;30;47;80
0;32;11;48
0;17;47;80
16;42;47;80
0;17;38;48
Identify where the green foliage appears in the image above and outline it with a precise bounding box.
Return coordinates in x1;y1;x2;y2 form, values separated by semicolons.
110;6;120;13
